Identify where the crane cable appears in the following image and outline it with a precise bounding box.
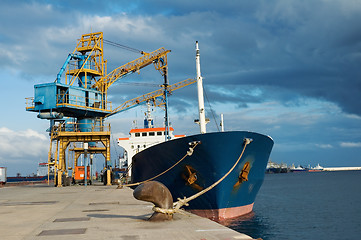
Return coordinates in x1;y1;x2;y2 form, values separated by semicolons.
111;131;120;168
103;39;143;54
203;86;220;132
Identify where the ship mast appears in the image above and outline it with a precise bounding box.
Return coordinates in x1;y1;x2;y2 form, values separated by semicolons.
220;113;224;132
144;100;154;128
195;41;207;134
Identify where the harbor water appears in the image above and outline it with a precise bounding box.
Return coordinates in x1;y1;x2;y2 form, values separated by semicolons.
223;170;361;240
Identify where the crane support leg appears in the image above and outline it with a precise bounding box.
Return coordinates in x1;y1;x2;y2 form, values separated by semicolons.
49;121;111;187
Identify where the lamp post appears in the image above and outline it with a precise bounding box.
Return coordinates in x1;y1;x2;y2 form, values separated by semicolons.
90;154;93;185
84;142;88;186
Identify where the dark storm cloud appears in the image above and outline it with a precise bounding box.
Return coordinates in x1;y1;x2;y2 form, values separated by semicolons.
181;1;361;116
119;0;361;117
1;0;360;116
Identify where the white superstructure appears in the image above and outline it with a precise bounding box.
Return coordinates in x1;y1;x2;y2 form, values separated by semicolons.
118;105;185;175
36;162;54;176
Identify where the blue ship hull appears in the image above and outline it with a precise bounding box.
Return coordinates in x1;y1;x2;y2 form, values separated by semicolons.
131;131;273;220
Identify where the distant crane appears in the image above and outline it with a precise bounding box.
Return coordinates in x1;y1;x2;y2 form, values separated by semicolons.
26;32;195;186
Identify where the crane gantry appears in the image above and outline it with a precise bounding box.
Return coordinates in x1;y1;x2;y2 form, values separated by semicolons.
26;32;195;186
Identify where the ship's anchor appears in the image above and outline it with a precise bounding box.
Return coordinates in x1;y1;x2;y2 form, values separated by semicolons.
185;165;197;185
234;161;251;188
182;165;203;191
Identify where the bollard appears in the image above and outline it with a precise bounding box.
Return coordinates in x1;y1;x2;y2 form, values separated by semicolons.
133;181;173;221
106;169;111;186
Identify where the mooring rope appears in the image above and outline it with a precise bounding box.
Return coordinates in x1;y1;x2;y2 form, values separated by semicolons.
117;141;201;188
152;138;252;215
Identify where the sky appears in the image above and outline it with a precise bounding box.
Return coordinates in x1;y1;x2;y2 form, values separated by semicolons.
1;0;361;176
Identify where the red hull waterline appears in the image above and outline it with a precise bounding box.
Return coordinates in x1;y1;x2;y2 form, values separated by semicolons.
188;202;254;221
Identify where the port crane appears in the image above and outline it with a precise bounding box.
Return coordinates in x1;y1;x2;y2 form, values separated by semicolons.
26;32;195;186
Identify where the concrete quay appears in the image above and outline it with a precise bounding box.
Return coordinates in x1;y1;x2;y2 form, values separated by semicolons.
323;167;361;171
0;183;255;240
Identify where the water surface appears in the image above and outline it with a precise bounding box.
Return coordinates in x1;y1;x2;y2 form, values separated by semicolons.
225;171;361;240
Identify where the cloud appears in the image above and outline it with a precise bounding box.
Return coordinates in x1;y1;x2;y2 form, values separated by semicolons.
340;142;361;148
315;144;333;149
0;127;48;159
0;0;360;118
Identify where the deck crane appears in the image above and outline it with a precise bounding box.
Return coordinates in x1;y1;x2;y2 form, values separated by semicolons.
26;32;194;187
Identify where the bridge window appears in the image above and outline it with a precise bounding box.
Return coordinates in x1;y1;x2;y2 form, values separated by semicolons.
149;132;155;136
135;133;140;137
157;132;162;136
142;132;147;137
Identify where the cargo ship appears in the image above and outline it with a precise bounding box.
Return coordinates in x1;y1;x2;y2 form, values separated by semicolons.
308;163;323;172
5;163;54;183
120;42;274;220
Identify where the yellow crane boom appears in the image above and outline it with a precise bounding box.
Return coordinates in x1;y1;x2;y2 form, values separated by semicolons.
106;78;196;117
93;47;171;93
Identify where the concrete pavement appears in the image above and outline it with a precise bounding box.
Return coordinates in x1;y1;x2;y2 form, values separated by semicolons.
0;183;255;240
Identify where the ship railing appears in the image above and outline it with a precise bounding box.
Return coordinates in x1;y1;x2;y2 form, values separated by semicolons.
67;58;101;73
56;121;111;134
56;93;112;112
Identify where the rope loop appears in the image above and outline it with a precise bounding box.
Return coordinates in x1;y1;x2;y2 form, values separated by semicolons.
152;206;176;215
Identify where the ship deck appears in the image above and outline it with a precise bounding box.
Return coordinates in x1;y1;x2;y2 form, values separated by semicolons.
0;182;254;240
